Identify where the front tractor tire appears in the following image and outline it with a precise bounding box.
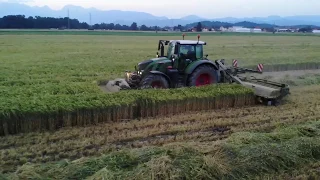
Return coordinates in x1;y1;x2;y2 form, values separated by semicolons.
188;65;218;87
140;74;169;89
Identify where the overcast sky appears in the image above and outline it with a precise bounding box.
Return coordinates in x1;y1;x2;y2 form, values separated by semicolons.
7;0;320;18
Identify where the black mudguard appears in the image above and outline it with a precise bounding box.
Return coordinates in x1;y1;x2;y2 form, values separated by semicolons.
148;71;172;87
185;60;219;75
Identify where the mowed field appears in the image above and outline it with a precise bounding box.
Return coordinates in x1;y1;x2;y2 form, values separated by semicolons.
1;31;320;179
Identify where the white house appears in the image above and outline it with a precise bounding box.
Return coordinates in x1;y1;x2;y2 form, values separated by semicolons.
230;26;251;33
202;28;209;32
219;26;262;33
220;26;228;32
251;28;262;33
313;30;320;33
277;28;289;32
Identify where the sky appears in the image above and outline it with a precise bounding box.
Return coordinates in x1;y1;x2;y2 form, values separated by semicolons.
3;0;320;18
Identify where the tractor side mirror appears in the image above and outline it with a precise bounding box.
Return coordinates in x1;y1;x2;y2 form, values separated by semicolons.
205;54;208;59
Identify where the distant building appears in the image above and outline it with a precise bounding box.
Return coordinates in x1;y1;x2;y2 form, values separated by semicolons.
219;26;262;33
276;28;295;32
313;30;320;33
230;26;251;33
220;26;228;32
202;28;209;32
251;28;262;33
277;28;288;32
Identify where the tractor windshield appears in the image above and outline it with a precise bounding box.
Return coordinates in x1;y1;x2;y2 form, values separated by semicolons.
179;44;203;59
179;45;194;54
195;44;203;59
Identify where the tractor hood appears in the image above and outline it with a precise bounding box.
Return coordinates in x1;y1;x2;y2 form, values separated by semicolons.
137;57;169;71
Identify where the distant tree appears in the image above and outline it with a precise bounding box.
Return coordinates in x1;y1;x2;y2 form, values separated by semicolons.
298;26;313;33
130;22;138;30
122;25;130;30
106;23;114;30
114;24;122;30
196;22;202;32
140;24;149;31
0;15;90;29
93;24;100;29
173;25;182;31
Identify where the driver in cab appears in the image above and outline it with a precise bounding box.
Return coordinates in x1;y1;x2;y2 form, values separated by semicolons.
180;45;196;61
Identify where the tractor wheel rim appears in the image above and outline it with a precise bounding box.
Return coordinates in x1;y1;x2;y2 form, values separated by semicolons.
196;73;212;86
151;81;164;88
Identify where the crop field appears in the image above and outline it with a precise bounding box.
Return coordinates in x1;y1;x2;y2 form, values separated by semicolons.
1;33;320;129
1;31;320;179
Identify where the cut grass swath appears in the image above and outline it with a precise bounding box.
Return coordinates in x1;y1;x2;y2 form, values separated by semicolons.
0;84;255;136
245;62;320;72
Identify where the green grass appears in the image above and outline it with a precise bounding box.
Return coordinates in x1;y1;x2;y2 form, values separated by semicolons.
0;33;320;127
279;73;320;86
3;120;320;180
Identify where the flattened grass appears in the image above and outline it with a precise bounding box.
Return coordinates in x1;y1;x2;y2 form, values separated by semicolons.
3;120;320;180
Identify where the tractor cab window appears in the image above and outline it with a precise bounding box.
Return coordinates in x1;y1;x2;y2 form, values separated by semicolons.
179;45;194;54
179;45;196;60
167;42;175;59
195;45;203;59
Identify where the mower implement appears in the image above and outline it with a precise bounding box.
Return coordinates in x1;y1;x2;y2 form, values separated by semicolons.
104;34;290;106
215;59;290;105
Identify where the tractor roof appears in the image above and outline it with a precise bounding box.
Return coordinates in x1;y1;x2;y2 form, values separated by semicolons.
170;40;207;45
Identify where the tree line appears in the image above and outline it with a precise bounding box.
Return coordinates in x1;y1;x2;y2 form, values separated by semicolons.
0;15;159;31
0;15;317;32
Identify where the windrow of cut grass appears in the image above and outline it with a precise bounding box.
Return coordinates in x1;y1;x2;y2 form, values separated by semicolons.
245;61;320;72
3;119;320;180
0;84;255;136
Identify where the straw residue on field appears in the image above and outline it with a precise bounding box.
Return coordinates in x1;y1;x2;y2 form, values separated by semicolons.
3;120;320;180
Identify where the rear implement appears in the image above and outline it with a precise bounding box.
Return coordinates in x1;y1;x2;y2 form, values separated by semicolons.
216;59;290;105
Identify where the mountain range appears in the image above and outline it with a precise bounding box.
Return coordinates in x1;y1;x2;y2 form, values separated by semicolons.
1;2;320;27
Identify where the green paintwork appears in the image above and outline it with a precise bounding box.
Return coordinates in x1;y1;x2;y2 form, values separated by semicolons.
140;57;172;78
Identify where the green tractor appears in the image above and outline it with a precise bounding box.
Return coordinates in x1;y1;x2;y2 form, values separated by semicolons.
104;34;290;105
108;35;221;91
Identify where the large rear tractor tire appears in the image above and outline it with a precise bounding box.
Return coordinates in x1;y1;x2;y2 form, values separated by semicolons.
188;65;218;87
140;74;169;89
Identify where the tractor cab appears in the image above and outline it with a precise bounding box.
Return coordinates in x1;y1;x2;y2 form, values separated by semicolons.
157;35;208;72
124;34;219;89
